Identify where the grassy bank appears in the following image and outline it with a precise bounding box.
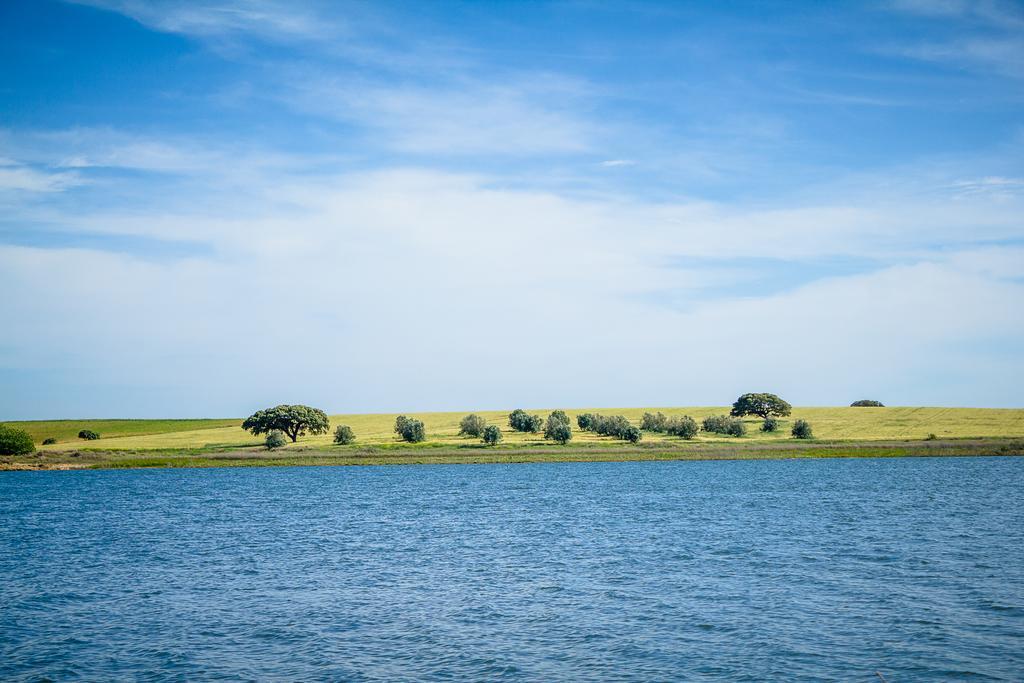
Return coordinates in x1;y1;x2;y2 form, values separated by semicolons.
3;406;1022;470
3;437;1022;471
8;407;1024;451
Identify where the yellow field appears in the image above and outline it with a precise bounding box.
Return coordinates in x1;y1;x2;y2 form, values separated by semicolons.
12;406;1024;452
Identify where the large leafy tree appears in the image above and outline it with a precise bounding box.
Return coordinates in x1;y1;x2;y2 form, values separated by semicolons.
242;404;330;442
730;393;792;419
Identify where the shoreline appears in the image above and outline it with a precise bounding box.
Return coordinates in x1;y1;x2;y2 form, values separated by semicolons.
3;437;1022;471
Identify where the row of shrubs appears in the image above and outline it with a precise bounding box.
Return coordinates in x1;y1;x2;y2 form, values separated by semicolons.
576;413;643;443
640;411;813;439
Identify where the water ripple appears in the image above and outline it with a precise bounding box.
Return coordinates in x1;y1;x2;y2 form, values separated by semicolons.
1;457;1023;680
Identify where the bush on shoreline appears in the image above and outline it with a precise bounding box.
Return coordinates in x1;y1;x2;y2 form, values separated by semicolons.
640;412;668;432
508;409;543;433
395;416;426;443
265;430;287;450
544;413;573;444
0;425;35;455
458;414;487;437
792;420;813;439
578;414;642;443
665;415;699;439
333;425;355;445
703;415;746;437
482;425;502;446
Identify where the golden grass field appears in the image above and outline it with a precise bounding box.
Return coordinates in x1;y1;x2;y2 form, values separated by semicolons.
9;406;1024;452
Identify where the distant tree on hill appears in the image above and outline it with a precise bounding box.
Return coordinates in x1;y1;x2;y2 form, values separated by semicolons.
482;425;502;446
0;425;35;455
333;425;356;445
577;413;597;431
544;412;573;444
508;409;543;433
730;393;792;419
641;412;668;432
703;415;746;437
395;415;411;435
622;426;642;443
792;420;813;439
585;414;642;443
850;400;885;407
397;417;426;443
458;414;487;437
665;415;699;439
548;410;570;426
242;404;330;443
78;429;100;440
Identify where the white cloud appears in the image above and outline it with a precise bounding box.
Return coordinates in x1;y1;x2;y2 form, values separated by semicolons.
285;74;597;156
3;155;1023;414
0;165;80;193
71;0;337;42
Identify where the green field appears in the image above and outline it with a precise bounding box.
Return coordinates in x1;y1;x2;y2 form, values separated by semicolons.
3;407;1023;470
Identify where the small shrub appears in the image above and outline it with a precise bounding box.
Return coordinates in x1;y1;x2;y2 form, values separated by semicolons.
333;425;356;445
545;420;573;444
760;417;779;433
851;400;884;407
78;429;100;440
792;420;813;439
665;415;699;439
725;419;746;437
458;414;487;437
42;437;58;445
703;415;745;437
622;426;642;443
508;409;543;433
265;430;287;450
0;425;35;455
398;418;426;443
925;433;938;441
482;425;502;446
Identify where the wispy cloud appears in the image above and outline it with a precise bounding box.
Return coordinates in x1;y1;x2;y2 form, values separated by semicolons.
0;158;80;193
71;0;339;42
885;0;1024;77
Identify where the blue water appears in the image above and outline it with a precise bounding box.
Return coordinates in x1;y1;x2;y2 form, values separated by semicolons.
1;458;1022;681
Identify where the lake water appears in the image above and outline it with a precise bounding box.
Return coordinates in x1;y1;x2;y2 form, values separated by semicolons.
1;457;1022;681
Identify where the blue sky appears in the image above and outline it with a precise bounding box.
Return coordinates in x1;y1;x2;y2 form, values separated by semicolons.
2;0;1023;418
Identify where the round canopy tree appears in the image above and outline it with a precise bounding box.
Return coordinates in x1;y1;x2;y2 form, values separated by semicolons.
242;404;330;442
730;393;792;419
